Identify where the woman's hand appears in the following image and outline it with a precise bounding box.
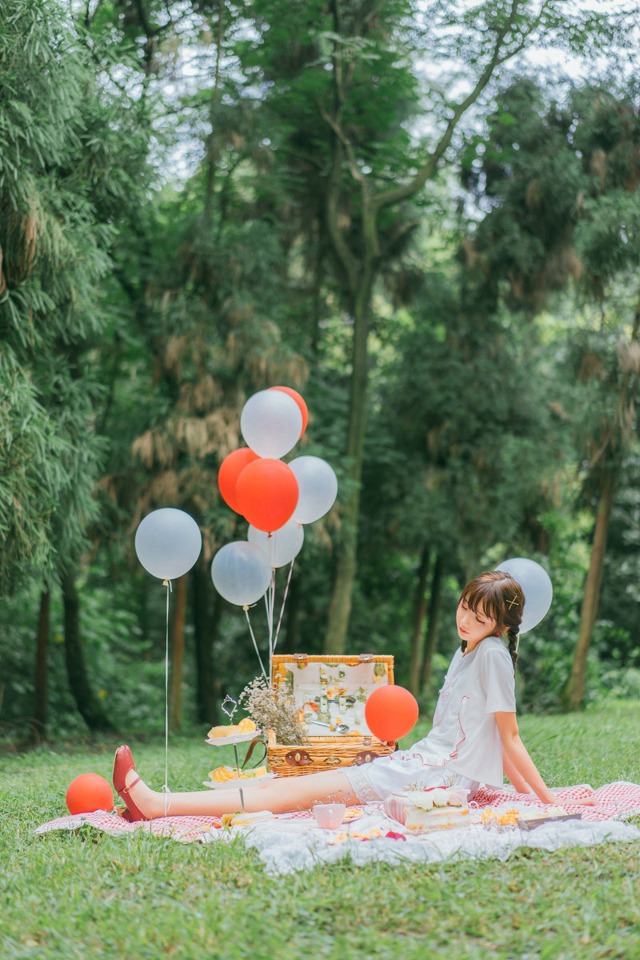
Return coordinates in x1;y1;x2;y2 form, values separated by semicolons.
554;790;599;807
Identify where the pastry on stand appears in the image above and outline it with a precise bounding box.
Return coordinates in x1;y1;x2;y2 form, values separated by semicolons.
205;709;268;811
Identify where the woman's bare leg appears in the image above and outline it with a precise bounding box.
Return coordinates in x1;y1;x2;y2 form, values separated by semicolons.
122;764;360;820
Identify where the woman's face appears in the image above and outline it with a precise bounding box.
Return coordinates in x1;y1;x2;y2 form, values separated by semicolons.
456;598;499;651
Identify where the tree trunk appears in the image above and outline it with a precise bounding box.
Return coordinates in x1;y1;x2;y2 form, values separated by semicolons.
564;301;640;710
564;467;617;710
408;545;431;695
169;575;187;731
421;553;444;697
324;270;373;652
62;572;114;732
193;562;218;725
33;589;50;740
283;571;300;653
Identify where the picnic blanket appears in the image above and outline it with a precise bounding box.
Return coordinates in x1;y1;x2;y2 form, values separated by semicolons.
35;781;640;876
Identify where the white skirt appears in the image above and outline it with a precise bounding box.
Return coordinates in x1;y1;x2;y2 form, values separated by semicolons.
345;750;478;803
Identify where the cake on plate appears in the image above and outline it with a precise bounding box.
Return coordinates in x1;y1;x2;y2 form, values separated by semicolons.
220;810;275;828
384;785;472;833
208;764;268;783
207;717;257;739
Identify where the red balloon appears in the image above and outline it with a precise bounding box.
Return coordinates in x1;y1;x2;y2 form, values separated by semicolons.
66;773;114;815
218;448;260;513
235;458;299;532
364;685;419;742
269;386;308;437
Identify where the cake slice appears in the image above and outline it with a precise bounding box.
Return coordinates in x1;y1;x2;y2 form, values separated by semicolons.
220;810;275;828
384;786;472;834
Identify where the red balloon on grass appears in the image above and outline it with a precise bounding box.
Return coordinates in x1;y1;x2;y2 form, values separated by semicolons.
235;458;299;532
365;685;419;742
66;773;114;815
218;448;260;513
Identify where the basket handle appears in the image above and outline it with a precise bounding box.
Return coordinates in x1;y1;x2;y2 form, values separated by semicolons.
242;736;267;769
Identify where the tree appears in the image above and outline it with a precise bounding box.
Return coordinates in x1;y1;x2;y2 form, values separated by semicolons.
89;0;313;722
462;77;640;707
240;0;630;652
0;0;149;731
360;252;564;693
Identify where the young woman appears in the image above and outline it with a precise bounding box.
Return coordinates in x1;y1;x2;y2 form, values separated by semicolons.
113;571;566;821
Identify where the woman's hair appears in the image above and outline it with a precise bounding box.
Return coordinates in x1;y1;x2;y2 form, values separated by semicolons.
459;570;525;669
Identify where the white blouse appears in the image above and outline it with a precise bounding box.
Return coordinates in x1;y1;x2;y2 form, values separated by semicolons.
413;636;517;786
346;636;516;801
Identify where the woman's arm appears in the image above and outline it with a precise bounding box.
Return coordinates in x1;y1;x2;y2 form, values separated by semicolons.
502;749;531;794
495;712;556;804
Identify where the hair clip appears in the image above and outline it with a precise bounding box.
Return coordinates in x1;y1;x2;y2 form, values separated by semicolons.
506;594;520;610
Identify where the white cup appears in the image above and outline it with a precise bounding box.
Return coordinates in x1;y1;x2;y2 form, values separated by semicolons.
312;802;346;829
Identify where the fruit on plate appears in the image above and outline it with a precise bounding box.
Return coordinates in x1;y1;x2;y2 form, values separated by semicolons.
207;717;257;739
207;724;234;738
209;765;268;783
237;717;257;733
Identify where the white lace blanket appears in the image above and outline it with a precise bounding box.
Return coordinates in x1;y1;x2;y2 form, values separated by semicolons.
35;782;640;876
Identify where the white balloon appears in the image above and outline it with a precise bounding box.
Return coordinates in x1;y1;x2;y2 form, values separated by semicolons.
495;558;553;634
240;390;302;459
135;508;202;580
211;541;272;606
289;456;338;524
248;519;304;568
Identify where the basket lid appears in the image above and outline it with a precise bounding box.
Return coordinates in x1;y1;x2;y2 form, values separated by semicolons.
272;654;394;741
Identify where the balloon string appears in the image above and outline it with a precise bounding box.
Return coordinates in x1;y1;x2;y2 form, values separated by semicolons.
243;606;267;679
162;578;172;816
267;571;276;680
273;558;295;654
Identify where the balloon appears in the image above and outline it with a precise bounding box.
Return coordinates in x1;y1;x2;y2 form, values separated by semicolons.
135;508;202;580
248;519;304;568
66;773;114;815
240;389;302;459
289;456;338;524
269;385;308;437
211;541;272;606
218;448;260;513
236;458;299;533
364;685;419;742
495;557;553;633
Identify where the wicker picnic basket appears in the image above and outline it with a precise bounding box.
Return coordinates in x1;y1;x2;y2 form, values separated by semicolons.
267;653;396;777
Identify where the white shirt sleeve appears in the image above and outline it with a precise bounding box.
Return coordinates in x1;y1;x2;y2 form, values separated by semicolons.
479;644;516;714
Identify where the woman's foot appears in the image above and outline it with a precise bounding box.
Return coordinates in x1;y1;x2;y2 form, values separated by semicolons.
113;745;157;821
112;746;171;820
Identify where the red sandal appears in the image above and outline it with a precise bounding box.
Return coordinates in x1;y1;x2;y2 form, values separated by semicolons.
113;745;148;822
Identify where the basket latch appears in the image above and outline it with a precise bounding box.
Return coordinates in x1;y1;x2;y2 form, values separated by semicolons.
284;749;313;766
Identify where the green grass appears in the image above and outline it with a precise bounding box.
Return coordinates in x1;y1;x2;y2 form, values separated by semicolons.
1;702;640;959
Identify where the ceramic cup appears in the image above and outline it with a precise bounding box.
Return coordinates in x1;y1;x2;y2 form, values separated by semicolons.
312;802;346;829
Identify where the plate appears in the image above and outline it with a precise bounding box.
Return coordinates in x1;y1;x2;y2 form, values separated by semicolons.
202;772;276;790
205;731;263;747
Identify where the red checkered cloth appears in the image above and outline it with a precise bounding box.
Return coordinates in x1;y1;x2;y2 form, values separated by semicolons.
34;781;640;843
35;810;222;842
34;803;320;840
472;781;640;822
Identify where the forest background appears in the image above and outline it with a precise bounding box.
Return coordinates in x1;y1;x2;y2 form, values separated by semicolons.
1;0;640;747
